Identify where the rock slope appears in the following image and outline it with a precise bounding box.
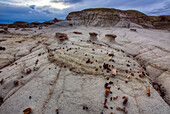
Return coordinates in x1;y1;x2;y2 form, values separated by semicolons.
0;26;169;114
66;8;170;30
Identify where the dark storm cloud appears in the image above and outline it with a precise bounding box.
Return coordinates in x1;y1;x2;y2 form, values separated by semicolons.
0;3;54;23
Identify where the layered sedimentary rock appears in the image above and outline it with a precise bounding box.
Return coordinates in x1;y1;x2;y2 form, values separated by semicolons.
149;16;170;31
66;8;170;30
66;8;153;28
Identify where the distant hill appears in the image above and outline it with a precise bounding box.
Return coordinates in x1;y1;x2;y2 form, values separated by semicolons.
66;8;170;30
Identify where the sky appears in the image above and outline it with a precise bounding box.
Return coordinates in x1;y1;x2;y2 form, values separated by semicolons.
0;0;170;24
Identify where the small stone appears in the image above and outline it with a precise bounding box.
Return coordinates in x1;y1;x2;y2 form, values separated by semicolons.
113;96;118;99
127;64;130;67
104;83;108;88
131;73;134;76
23;107;32;114
125;79;128;83
56;109;59;114
123;96;128;105
14;80;19;86
25;68;32;74
86;59;91;63
85;106;88;110
106;76;109;80
103;63;109;69
109;81;113;84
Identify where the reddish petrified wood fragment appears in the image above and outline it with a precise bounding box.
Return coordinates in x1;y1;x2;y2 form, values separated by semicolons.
56;33;68;40
73;31;82;34
23;107;32;114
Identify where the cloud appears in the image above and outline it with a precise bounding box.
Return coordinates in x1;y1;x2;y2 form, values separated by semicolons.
0;0;170;23
0;3;56;23
51;0;83;4
146;1;170;15
29;5;35;9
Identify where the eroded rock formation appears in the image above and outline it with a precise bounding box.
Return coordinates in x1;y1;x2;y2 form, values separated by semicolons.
66;8;170;30
66;8;153;28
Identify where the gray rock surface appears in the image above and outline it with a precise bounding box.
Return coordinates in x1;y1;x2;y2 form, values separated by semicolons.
66;8;154;28
0;26;169;114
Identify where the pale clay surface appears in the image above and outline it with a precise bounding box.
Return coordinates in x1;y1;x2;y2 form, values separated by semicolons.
0;26;170;114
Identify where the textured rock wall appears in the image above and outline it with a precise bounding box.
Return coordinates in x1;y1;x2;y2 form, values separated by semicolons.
149;16;170;31
66;8;153;28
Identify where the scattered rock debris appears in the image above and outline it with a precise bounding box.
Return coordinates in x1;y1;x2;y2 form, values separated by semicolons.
116;107;128;113
14;80;19;86
83;105;88;110
29;96;32;99
25;68;32;74
56;33;68;40
130;29;137;32
104;82;109;88
123;96;128;105
104;98;108;108
0;46;6;50
103;63;109;69
113;96;118;100
56;109;59;114
73;31;82;34
23;107;32;114
105;86;111;97
147;87;150;96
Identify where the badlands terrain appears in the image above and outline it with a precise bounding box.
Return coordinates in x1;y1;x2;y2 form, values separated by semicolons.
0;8;170;114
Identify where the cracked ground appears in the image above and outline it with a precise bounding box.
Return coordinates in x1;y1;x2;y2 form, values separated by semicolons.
0;27;170;114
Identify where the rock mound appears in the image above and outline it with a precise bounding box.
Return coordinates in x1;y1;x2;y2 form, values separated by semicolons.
66;8;153;28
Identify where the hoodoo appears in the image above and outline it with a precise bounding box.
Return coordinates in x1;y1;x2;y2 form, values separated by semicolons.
89;32;98;41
